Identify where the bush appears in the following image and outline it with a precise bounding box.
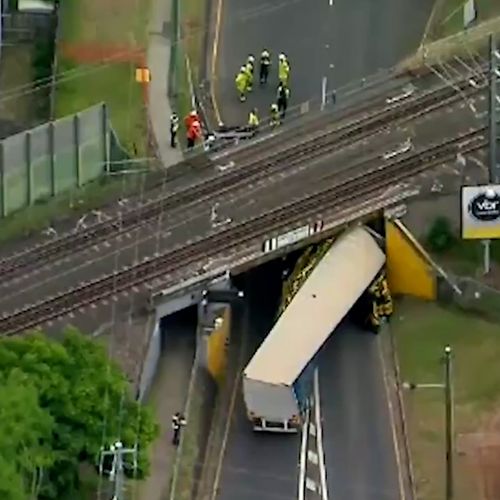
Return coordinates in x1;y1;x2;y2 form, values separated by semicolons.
426;216;456;253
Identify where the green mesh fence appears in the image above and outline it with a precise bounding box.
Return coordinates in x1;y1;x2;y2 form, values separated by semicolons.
0;103;109;217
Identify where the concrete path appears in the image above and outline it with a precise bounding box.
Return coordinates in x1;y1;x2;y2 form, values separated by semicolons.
147;0;183;166
138;316;196;500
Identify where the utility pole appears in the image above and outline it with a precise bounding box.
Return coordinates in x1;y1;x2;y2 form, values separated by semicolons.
489;35;499;182
100;441;137;500
483;36;499;274
444;345;454;500
402;345;454;500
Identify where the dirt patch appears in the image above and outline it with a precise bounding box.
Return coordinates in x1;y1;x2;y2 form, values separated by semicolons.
459;413;500;499
59;42;146;65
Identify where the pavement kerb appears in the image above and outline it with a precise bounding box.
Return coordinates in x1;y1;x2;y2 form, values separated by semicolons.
399;16;500;74
382;323;417;500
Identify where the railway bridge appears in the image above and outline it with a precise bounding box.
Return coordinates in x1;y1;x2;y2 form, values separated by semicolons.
0;65;491;393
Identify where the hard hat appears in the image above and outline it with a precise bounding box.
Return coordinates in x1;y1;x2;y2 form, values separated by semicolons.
190;110;197;116
262;49;269;56
240;65;246;72
271;103;278;110
248;55;255;63
279;53;286;61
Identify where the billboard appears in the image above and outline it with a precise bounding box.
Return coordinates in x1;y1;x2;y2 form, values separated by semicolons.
461;185;500;239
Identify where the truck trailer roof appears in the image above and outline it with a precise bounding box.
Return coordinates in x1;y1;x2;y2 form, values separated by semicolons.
244;225;385;387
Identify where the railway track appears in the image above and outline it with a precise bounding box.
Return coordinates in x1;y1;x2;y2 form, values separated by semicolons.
0;127;486;336
0;77;484;283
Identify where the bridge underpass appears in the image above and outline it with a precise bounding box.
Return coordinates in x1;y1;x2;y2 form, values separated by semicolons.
208;223;407;500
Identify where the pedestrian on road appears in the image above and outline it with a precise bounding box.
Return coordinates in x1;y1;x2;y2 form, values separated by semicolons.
172;412;186;446
245;55;255;92
186;119;201;150
270;103;280;127
170;112;179;148
277;82;290;119
259;49;271;84
278;53;290;87
248;108;259;130
235;66;248;102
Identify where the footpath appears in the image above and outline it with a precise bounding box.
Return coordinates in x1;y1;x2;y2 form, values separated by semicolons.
147;0;183;167
138;1;193;499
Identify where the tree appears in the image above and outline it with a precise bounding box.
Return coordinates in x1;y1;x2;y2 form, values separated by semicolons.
0;328;159;499
0;369;54;499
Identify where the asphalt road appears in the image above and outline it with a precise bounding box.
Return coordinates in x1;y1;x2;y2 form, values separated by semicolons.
0;91;488;320
215;0;434;126
318;321;403;500
216;259;300;500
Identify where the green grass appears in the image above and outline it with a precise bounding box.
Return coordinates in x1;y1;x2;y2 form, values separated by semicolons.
55;0;152;156
0;174;145;243
55;58;148;156
394;299;500;499
429;0;500;41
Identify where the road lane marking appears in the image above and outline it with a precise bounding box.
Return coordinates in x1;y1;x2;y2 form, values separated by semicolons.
299;407;310;500
306;478;318;492
211;0;223;125
328;0;333;6
377;334;406;500
314;369;329;500
308;450;319;465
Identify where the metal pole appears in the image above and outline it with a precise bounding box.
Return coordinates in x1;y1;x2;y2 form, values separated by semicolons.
321;77;327;111
444;345;454;500
489;35;498;183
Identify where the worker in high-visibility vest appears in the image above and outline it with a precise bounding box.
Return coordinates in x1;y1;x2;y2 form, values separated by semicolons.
186;119;202;150
235;66;248;102
248;108;259;130
245;55;255;92
278;53;290;87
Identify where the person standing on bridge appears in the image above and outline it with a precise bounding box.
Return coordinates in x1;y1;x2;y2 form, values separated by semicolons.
270;103;280;127
169;112;179;148
277;82;290;119
259;49;271;84
278;53;290;87
248;108;259;130
245;55;255;92
186;118;202;150
235;66;248;102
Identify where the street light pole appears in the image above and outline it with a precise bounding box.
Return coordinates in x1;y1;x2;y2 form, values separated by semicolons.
444;345;454;500
489;35;498;183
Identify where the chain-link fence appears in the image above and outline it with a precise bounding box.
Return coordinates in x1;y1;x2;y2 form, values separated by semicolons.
0;102;110;217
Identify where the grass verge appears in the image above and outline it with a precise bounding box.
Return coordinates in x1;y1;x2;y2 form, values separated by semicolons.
429;0;500;41
169;370;205;500
0;174;144;243
55;0;151;155
393;298;500;499
55;58;148;155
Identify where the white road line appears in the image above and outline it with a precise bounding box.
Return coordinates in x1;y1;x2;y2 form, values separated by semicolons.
306;478;318;492
328;0;333;6
314;369;329;500
308;450;319;465
298;407;310;500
